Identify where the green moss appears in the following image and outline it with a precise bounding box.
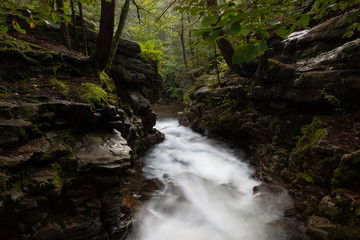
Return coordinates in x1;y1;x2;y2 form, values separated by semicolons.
49;78;69;95
297;172;315;183
331;151;360;190
290;119;326;161
99;71;116;93
52;175;64;190
80;83;108;107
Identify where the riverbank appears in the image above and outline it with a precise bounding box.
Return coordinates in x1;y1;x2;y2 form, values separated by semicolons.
0;31;164;239
178;13;360;240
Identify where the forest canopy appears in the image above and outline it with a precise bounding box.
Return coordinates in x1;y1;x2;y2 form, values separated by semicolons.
1;0;359;97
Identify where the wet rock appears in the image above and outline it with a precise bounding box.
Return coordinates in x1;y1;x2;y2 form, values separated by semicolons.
331;150;360;190
77;132;132;173
319;195;340;221
114;55;156;80
253;183;284;195
268;219;307;240
63;217;103;240
0;119;31;146
0;155;26;169
33;223;65;240
116;39;142;59
305;215;338;240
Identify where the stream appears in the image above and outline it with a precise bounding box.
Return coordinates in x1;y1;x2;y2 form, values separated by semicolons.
127;104;294;240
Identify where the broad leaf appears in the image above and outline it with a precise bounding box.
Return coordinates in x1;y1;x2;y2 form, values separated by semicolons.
227;23;241;36
233;45;257;63
12;21;26;34
0;25;8;33
297;14;309;27
275;26;289;39
202;15;217;27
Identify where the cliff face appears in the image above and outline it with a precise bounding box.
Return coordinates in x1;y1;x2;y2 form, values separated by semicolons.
179;13;360;240
0;31;163;239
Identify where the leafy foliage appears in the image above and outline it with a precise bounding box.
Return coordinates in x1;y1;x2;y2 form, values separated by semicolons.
176;0;311;64
139;40;164;64
0;0;96;35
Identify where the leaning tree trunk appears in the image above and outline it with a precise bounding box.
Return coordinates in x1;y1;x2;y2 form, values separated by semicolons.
56;0;72;50
254;54;267;85
106;0;131;71
94;0;115;71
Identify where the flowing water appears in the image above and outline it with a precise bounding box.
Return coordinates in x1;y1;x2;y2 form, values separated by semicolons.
128;104;293;240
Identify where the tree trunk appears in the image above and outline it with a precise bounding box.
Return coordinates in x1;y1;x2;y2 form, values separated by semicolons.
180;15;188;71
214;45;221;87
106;0;131;71
78;2;88;55
56;0;72;50
70;0;80;52
94;0;115;71
187;14;194;64
254;54;267;85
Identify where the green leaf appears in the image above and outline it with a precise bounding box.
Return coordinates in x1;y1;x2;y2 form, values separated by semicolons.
190;7;201;16
0;15;7;24
51;12;60;23
204;30;220;42
0;25;8;33
202;15;217;27
63;15;71;22
13;23;26;34
297;14;309;27
227;23;241;36
233;45;257;63
265;19;279;25
275;26;289;39
257;41;268;52
240;28;250;36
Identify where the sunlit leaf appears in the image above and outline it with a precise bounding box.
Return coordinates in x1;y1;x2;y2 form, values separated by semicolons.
240;28;250;36
12;21;26;34
63;15;71;22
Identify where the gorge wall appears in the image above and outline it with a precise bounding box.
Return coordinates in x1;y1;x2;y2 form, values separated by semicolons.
179;13;360;240
0;27;163;239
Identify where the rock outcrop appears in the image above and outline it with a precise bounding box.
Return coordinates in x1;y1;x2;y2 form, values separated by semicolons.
0;24;164;240
179;12;360;240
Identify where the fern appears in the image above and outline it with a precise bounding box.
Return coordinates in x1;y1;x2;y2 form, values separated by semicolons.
139;40;163;64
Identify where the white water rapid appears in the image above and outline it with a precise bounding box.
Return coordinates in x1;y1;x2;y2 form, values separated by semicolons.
128;105;294;240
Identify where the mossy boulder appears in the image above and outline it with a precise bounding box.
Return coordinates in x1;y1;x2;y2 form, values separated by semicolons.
290;118;327;166
331;150;360;190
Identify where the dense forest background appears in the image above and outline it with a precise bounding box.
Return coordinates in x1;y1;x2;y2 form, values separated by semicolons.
2;0;359;101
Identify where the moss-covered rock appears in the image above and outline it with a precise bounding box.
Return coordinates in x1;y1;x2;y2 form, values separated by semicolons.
289;118;327;176
331;150;360;190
